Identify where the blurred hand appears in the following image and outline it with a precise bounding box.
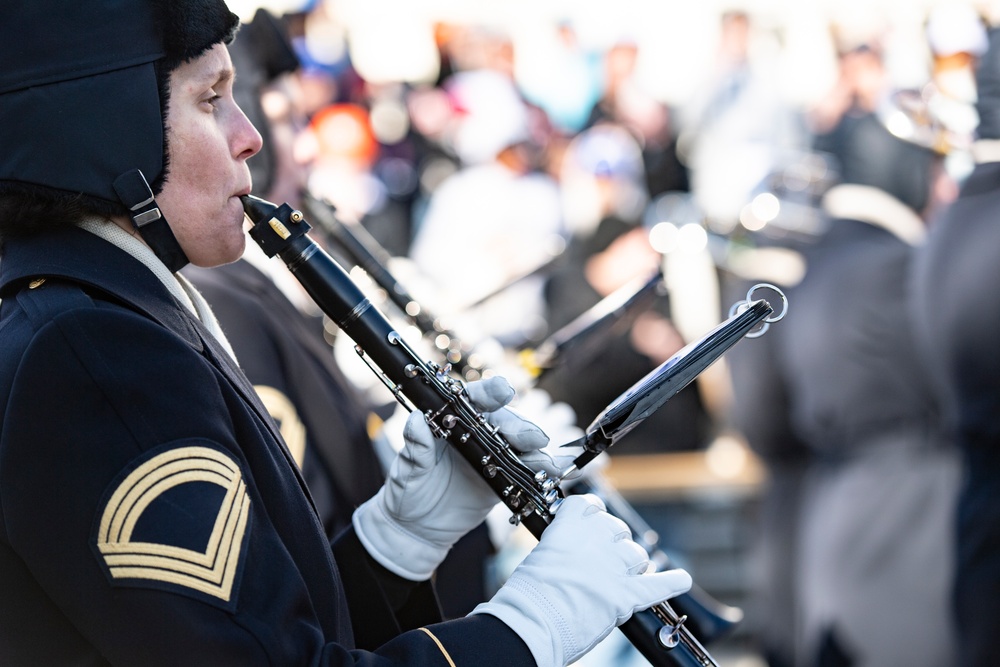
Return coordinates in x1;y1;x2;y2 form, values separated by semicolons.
629;311;685;365
584;226;660;297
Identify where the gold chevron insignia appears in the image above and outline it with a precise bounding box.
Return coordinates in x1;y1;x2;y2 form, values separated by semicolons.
253;385;307;469
96;446;251;602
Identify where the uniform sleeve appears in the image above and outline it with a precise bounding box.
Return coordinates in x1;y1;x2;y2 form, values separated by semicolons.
332;528;535;665
0;300;533;667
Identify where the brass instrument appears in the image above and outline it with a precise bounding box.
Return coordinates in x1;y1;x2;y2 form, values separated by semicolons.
243;194;785;667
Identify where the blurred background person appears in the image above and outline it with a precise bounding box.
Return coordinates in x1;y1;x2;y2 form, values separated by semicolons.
298;98;419;258
584;35;691;202
911;25;1000;667
922;2;989;189
408;66;565;349
730;15;959;666
515;18;604;137
539;121;712;455
727;35;960;665
677;8;809;234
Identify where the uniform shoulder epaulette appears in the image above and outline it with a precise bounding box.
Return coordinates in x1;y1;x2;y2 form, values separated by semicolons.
14;277;94;329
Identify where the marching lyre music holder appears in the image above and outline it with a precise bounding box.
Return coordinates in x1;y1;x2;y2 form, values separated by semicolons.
563;283;787;475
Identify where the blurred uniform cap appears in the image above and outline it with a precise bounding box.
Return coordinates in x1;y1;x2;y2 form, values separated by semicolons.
926;4;988;58
444;70;531;165
976;28;1000;140
568;123;645;182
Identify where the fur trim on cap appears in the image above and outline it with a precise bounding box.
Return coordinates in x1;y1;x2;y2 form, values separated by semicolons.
0;0;241;221
155;0;240;66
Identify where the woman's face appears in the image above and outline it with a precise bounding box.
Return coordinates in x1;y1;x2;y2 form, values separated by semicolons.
156;43;262;267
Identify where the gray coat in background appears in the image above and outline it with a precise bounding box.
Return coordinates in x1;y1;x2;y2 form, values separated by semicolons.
729;181;959;667
911;158;1000;666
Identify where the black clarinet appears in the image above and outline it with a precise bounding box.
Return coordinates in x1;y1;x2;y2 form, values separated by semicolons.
300;195;745;645
301;194;488;379
242;195;784;667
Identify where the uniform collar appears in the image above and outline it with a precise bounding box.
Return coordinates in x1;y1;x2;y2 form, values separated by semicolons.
971;139;1000;164
820;183;926;246
76;217;237;363
0;226;284;446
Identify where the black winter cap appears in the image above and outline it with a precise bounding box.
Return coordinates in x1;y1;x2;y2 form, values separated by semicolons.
0;0;239;205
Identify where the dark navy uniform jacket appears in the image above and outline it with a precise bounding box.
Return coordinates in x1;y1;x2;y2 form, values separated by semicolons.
182;259;496;619
183;259;385;539
912;161;1000;666
728;201;958;666
0;226;533;666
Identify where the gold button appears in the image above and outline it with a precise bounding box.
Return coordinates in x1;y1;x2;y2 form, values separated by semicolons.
28;278;46;289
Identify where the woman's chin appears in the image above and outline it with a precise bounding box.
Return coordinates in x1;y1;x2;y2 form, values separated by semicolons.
188;229;246;268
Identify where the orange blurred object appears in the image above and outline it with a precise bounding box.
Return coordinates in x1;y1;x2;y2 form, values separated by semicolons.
308;103;377;165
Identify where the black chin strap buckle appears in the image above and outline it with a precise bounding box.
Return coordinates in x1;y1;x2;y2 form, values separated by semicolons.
113;169;189;273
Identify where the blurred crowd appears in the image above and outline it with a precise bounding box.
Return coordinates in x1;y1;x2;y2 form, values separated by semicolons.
152;1;1000;665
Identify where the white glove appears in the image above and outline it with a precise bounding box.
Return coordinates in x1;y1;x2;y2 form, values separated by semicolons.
470;494;693;667
480;390;585;551
484;402;582;479
353;376;551;580
507;388;585;479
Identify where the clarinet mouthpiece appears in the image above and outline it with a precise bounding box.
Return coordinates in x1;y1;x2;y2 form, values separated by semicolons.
240;193;278;224
242;194;312;258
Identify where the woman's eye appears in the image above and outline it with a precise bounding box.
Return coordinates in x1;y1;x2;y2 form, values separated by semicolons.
202;93;221;109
